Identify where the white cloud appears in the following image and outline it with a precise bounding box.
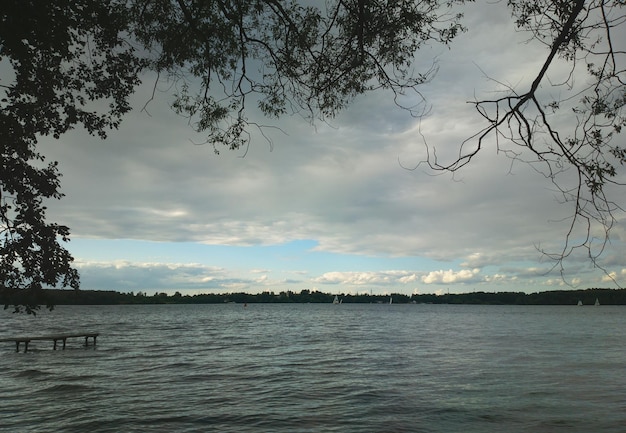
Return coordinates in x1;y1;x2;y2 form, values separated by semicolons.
398;274;418;284
421;269;481;285
311;270;423;288
312;271;392;285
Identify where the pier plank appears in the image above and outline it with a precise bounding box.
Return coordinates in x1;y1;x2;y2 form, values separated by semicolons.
0;332;99;352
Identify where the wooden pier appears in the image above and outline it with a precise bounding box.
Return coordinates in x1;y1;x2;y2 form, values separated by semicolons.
0;332;99;353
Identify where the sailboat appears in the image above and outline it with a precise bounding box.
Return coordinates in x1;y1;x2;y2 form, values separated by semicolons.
577;300;583;306
333;295;340;304
389;296;393;305
595;298;600;306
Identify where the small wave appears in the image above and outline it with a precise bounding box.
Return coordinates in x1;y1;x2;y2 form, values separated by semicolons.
43;383;94;393
15;369;52;378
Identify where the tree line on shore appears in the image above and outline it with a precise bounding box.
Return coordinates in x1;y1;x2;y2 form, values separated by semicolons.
3;288;626;310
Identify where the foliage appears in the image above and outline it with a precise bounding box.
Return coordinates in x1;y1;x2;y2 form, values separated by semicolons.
0;0;143;313
131;0;467;153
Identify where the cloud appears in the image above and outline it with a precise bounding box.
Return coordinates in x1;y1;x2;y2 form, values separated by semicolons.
300;270;410;287
421;269;481;285
28;1;624;294
314;269;479;287
398;274;419;284
312;271;394;286
68;252;616;295
602;269;626;283
75;260;242;292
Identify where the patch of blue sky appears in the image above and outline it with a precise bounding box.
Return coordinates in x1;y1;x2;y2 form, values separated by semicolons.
67;238;448;275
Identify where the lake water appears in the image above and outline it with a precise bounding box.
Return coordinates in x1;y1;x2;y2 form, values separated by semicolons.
1;303;625;432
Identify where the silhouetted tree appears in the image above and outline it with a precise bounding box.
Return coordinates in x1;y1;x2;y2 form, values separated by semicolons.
1;0;465;312
1;1;142;313
2;1;625;313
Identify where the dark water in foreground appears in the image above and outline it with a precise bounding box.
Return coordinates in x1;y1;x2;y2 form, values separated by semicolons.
1;304;625;432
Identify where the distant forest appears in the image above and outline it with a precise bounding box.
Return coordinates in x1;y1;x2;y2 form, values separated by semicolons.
3;288;626;307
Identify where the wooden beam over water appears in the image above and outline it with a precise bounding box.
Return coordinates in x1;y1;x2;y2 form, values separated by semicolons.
0;332;99;353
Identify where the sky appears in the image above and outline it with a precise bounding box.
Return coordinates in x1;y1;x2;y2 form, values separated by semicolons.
37;1;626;295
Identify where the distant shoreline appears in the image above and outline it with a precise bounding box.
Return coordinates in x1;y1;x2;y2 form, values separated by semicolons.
3;287;625;307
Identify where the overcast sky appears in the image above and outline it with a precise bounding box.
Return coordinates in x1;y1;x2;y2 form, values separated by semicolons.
38;1;626;296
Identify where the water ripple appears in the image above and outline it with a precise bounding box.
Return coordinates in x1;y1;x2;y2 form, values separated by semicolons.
1;304;626;432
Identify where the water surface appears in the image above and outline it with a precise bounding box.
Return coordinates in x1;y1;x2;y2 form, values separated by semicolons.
1;304;624;432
